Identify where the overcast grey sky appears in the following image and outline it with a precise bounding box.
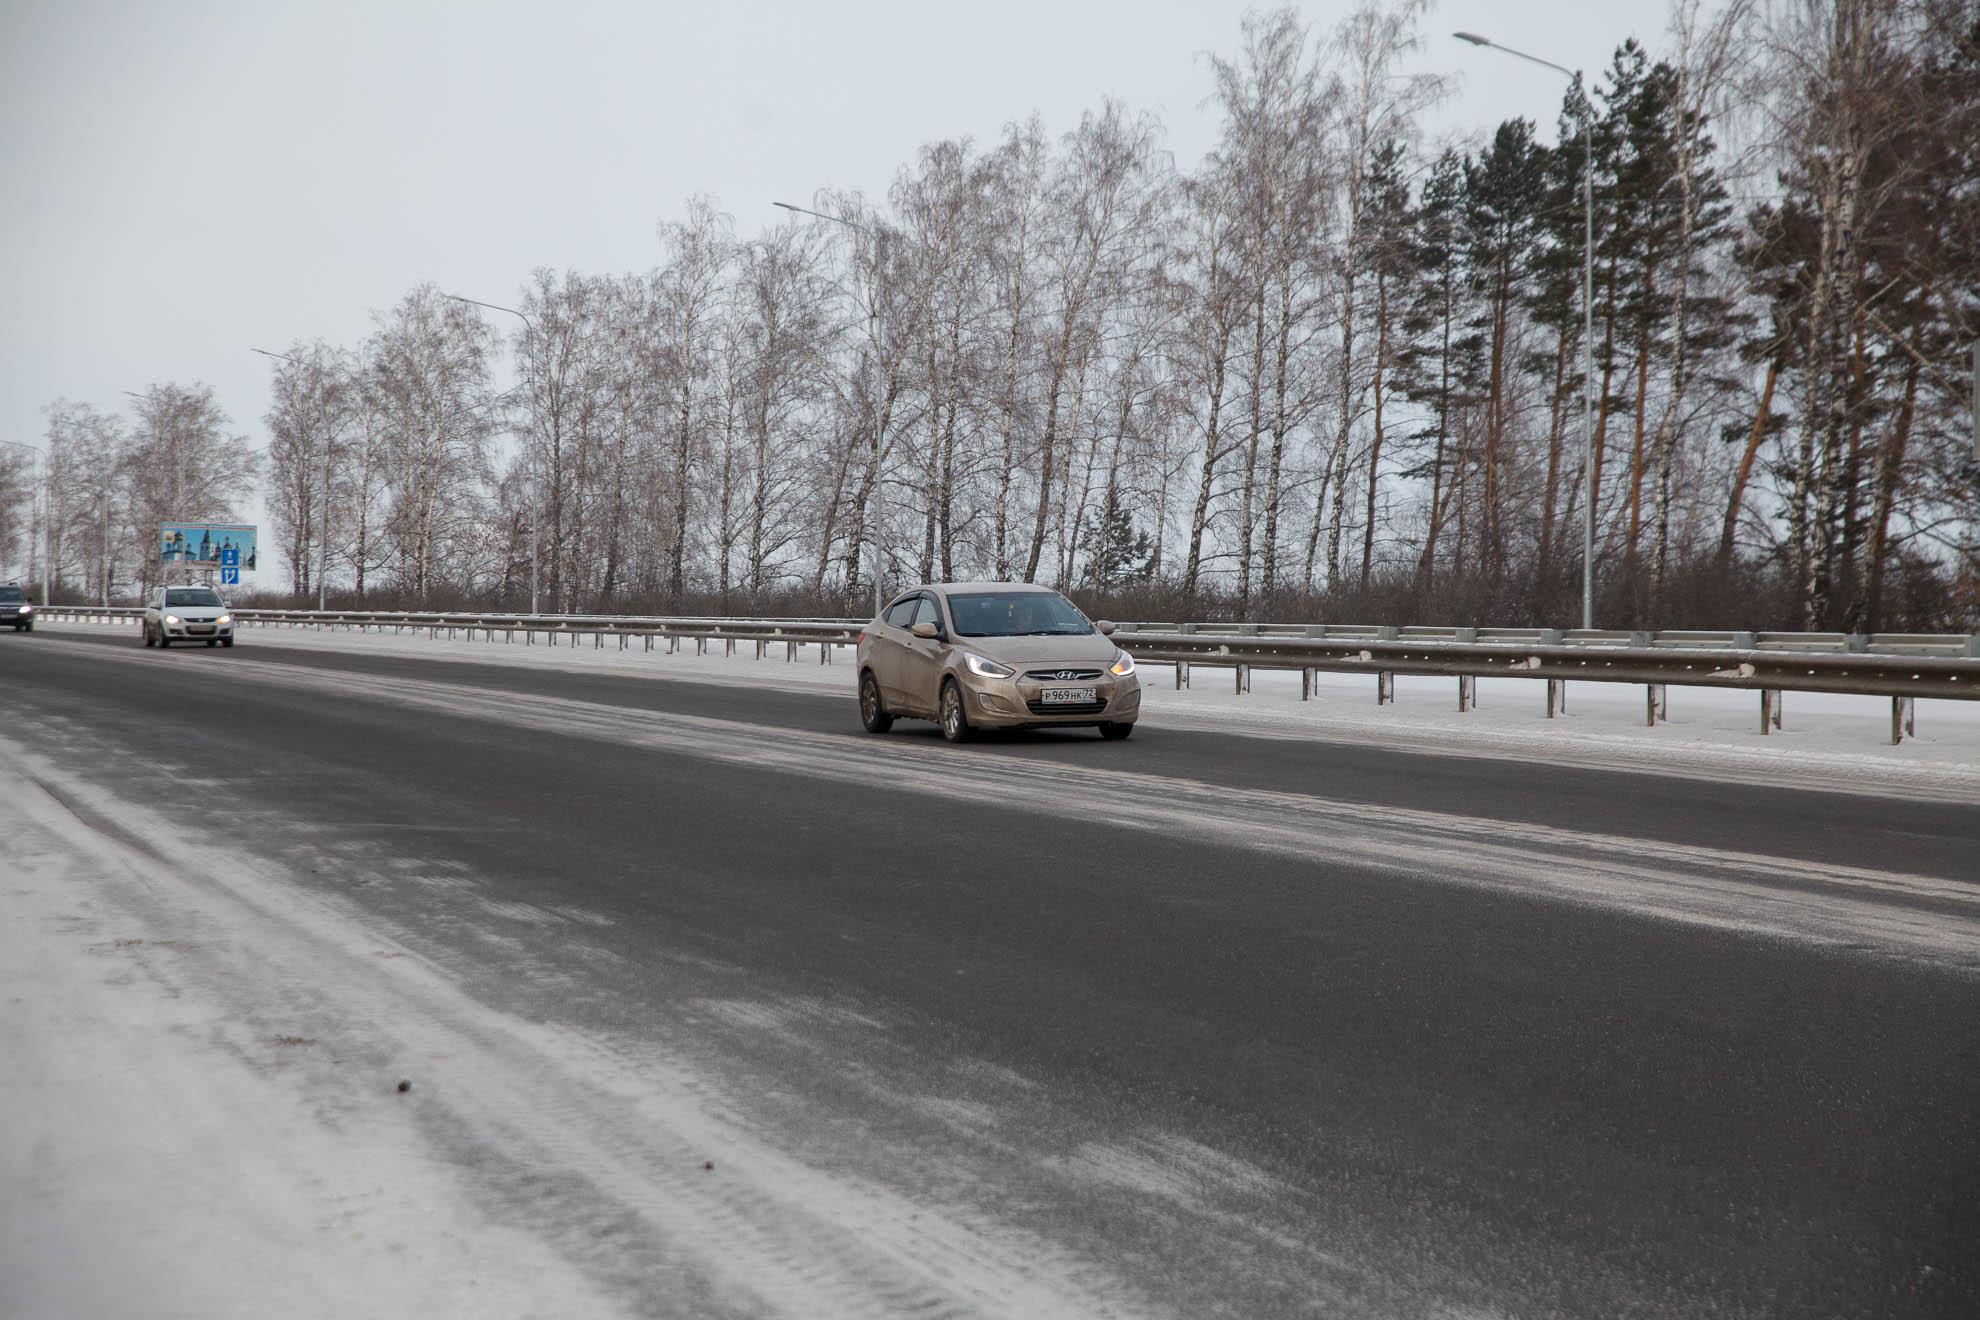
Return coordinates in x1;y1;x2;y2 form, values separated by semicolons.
2;0;1688;586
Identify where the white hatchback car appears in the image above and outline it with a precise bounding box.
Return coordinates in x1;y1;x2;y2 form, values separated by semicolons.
143;585;236;648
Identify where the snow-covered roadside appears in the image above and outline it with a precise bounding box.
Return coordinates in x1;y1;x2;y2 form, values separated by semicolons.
0;761;618;1320
44;616;1980;801
0;744;1161;1320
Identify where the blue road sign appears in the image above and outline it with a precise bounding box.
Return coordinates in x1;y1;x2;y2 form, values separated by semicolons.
221;565;240;586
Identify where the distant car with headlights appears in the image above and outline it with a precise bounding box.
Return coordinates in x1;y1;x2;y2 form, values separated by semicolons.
142;585;235;648
856;582;1139;741
0;583;32;631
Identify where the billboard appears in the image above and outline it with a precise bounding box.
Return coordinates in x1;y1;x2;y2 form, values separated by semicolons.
161;523;257;571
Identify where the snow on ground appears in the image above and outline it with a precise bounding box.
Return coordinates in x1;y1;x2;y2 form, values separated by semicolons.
0;743;1161;1320
0;761;620;1320
45;615;1980;801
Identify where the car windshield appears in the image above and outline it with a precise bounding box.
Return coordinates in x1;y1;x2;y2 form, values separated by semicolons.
166;588;223;607
946;592;1092;638
0;586;23;602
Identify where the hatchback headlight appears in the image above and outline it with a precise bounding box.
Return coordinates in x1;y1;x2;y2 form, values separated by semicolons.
164;614;181;625
18;605;30;614
1109;649;1136;677
964;652;1015;680
216;614;232;625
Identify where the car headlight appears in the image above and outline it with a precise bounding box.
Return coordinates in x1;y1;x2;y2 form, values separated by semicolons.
1109;649;1136;677
216;614;232;625
964;652;1015;680
164;614;181;625
18;605;29;614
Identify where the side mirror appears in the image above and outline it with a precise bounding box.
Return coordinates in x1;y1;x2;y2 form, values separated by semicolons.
1096;620;1117;636
911;621;940;641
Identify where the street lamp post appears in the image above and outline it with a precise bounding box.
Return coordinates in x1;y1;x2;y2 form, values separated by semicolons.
445;295;540;615
0;439;50;607
775;199;889;619
1456;32;1597;631
253;348;337;610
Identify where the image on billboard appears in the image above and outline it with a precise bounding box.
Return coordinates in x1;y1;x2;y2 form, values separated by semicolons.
160;523;258;570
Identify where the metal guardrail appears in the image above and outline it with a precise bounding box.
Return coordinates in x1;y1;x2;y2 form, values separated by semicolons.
1109;621;1980;658
33;605;863;664
32;606;1978;744
1111;630;1974;743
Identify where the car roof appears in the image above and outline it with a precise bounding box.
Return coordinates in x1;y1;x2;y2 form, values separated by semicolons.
922;581;1060;596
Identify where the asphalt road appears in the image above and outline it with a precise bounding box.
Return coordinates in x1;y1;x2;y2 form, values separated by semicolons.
6;626;1978;1318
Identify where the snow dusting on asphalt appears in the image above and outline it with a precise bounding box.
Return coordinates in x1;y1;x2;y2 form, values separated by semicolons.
44;615;1980;802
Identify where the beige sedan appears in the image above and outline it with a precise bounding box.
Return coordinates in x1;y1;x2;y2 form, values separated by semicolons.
856;582;1141;742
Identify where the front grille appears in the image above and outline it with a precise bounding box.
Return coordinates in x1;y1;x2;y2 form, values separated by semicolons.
1024;668;1103;682
1025;699;1109;716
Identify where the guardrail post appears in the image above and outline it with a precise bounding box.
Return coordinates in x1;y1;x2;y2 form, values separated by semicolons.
1454;627;1478;645
787;640;796;662
1891;696;1916;745
1965;636;1979;658
1732;631;1755;650
1844;634;1868;653
725;638;735;658
1176;661;1190;690
1760;689;1782;734
819;642;830;665
1628;631;1653;649
1457;674;1475;712
1235;663;1249;695
695;637;706;657
1301;668;1314;701
1646;684;1667;726
1547;678;1565;717
1377;671;1394;705
755;639;765;660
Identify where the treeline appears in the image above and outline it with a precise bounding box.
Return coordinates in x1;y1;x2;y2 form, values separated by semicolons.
5;0;1976;630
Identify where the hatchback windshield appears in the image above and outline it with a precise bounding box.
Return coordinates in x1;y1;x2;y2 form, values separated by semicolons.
947;592;1092;638
0;586;23;602
166;588;223;607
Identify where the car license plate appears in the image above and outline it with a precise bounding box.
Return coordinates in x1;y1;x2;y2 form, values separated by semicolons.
1040;686;1096;705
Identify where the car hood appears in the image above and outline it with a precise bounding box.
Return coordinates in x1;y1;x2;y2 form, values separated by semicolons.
165;607;227;620
957;633;1121;667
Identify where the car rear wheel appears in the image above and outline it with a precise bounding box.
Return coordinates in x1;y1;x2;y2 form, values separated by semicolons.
1098;721;1135;741
940;679;973;744
859;671;893;734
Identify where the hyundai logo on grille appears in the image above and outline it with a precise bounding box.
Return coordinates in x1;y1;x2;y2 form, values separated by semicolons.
1036;670;1096;681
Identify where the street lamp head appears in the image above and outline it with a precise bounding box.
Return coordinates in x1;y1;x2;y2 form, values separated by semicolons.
1454;31;1491;47
773;201;800;213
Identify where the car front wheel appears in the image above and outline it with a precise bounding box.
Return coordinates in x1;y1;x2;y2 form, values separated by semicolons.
859;671;893;734
1098;721;1135;741
142;624;154;647
940;679;973;744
